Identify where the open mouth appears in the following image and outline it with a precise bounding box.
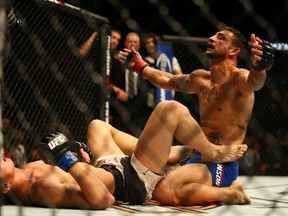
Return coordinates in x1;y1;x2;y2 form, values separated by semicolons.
207;43;214;49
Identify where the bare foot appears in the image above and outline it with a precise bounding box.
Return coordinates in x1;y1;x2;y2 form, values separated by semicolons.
228;180;251;204
205;144;248;163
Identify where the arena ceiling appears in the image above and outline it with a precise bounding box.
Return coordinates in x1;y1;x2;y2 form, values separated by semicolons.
65;0;287;46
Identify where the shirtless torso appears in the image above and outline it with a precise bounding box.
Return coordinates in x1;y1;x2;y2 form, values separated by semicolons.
186;67;254;145
118;29;266;148
6;159;115;208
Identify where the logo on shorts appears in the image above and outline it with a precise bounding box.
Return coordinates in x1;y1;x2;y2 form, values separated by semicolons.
215;164;224;186
95;159;106;167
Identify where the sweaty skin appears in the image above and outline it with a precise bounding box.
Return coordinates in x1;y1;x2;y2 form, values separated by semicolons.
86;118;251;205
116;28;271;204
1;100;248;209
1;158;115;209
118;31;267;148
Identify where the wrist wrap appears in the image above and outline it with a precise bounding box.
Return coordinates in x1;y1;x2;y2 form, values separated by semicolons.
133;60;149;75
58;150;79;172
251;68;266;76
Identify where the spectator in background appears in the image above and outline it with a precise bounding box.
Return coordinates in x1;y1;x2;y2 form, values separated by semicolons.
78;27;124;126
45;119;71;136
79;31;98;57
13;130;27;167
143;32;183;109
144;32;183;75
79;28;121;57
109;32;152;137
110;28;122;49
2;116;27;167
259;133;283;175
3;0;17;66
239;134;261;175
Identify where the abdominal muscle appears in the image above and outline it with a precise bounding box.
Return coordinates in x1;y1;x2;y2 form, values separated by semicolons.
200;109;248;146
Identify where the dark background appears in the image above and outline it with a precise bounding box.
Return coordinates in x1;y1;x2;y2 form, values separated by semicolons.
64;0;288;45
3;0;287;175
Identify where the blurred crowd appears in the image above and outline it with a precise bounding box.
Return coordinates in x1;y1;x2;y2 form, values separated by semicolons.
2;27;288;176
1;1;287;176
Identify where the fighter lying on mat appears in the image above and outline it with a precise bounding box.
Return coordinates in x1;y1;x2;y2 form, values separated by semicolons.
0;101;249;209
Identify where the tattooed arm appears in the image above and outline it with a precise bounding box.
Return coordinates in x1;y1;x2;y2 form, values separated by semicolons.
248;69;267;91
142;67;207;93
237;33;274;94
235;67;267;95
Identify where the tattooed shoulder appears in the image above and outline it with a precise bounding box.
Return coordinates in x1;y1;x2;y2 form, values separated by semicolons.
175;74;192;92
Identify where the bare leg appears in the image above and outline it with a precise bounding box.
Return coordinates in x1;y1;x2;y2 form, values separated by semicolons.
176;180;251;205
168;145;194;165
87;119;193;165
87;120;138;163
153;164;251;205
157;179;251;205
134;101;247;174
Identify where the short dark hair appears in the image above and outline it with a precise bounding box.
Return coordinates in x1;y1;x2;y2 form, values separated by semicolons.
224;26;248;61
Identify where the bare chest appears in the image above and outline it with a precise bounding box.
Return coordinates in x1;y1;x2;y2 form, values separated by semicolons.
31;164;73;185
198;85;222;104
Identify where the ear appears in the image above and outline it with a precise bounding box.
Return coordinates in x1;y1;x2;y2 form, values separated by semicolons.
229;47;240;56
2;182;11;194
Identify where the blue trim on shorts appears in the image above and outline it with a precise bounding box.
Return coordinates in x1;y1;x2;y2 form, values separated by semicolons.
185;150;239;187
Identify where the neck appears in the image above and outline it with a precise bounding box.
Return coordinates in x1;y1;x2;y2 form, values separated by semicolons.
209;59;237;84
9;168;31;203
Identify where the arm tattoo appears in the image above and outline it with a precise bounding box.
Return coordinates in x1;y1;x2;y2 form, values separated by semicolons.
174;75;192;92
250;72;266;91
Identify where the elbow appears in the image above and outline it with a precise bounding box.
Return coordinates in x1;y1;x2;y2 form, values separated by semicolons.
249;73;266;92
90;194;115;210
252;81;265;91
253;85;264;92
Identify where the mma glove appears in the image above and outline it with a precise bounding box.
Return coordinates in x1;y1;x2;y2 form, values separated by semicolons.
38;132;79;172
252;40;275;72
124;52;149;75
74;141;93;160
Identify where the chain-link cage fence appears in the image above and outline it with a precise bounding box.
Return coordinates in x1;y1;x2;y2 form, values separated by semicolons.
165;36;288;177
3;0;110;167
1;0;288;214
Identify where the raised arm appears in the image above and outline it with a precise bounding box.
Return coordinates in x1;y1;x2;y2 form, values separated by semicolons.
119;47;176;89
118;47;201;93
236;34;274;95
